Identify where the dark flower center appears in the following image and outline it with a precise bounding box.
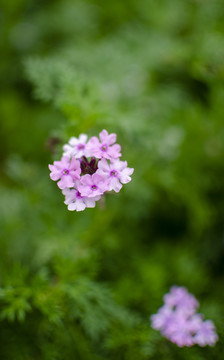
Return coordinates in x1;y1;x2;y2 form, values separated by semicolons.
63;169;69;175
91;185;98;191
80;156;98;175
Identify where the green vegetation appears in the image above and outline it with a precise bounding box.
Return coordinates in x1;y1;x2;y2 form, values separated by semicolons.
0;0;224;358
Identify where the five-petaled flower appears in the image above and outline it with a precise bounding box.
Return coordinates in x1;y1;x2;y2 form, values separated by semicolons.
49;156;81;189
86;130;121;160
97;158;134;193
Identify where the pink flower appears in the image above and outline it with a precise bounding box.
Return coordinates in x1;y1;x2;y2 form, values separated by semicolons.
150;286;218;348
49;129;134;212
63;188;100;212
49;156;81;189
63;134;88;158
86;129;121;160
97;158;134;192
78;173;108;198
194;320;218;346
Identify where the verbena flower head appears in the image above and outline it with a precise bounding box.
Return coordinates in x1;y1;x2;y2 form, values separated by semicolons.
150;286;218;347
49;129;134;211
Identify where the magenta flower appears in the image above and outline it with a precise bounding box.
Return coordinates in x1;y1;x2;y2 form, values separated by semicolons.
49;156;81;189
194;320;218;346
63;188;100;212
97;158;134;192
63;134;88;158
78;173;109;198
86;129;121;160
150;286;218;348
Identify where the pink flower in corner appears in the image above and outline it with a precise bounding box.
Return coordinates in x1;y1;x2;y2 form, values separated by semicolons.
150;286;218;348
49;156;81;189
63;134;88;158
86;129;121;160
97;158;134;192
78;173;109;198
62;188;100;212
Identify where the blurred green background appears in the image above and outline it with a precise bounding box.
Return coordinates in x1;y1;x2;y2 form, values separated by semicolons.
0;0;224;358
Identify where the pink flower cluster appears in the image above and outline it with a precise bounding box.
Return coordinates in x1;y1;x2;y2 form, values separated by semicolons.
151;286;218;347
49;130;134;211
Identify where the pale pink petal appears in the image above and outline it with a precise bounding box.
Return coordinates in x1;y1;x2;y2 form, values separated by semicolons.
64;175;75;187
80;174;93;186
97;158;110;172
53;160;63;168
48;164;56;171
57;179;65;189
99;129;108;142
67;203;78;211
107;144;121;158
60;156;71;167
78;185;91;197
111;159;127;171
84;197;97;208
69;158;80;170
106;133;117;145
50;171;61;181
92;173;103;183
75;200;86;211
109;178;122;192
87;136;99;146
69;136;79;146
69;170;80;179
63;144;74;156
119;167;134;184
99;129;116;145
79;134;88;143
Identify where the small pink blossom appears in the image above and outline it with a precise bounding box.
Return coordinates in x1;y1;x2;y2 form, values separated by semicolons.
63;188;100;212
49;156;81;189
150;286;218;348
63;134;88;158
86;130;121;160
78;173;109;198
97;158;134;192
